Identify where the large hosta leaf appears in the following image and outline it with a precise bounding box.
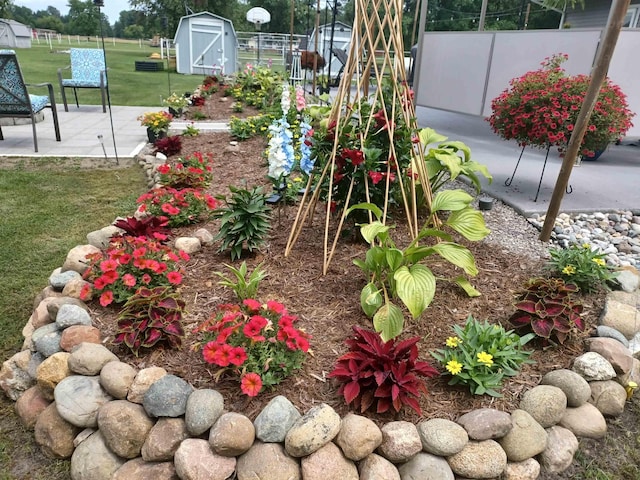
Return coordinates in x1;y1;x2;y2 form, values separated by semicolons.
454;275;481;297
373;302;404;342
360;282;383;318
431;189;473;213
394;265;436;319
446;207;490;241
418;127;448;146
429;242;478;276
360;221;391;244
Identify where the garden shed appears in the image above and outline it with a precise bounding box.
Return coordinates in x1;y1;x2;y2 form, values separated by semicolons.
173;12;238;76
308;21;352;81
560;0;640;28
0;19;32;49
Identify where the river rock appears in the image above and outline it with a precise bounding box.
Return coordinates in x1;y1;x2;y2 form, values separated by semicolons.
585;337;634;374
54;375;112;428
301;441;358;480
100;361;137;399
0;350;34;401
127;366;167;404
34;351;71;401
209;412;255;457
34;402;81;459
70;431;126;480
86;225;122;249
32;323;63;358
615;269;640;292
55;304;92;329
541;369;591;407
61;244;101;274
285;403;341;457
447;439;507;478
236;441;301;480
519;385;567;427
539;426;579;474
358;453;400;480
174;438;237;480
502;458;541;480
589;380;627;417
335;413;382;461
98;400;155;459
67;343;118;376
600;298;639;339
572;352;616;381
398;452;454;480
376;421;422;463
253;395;301;443
185;388;224;436
559;402;607;439
15;385;51;429
174;237;201;254
498;410;548;462
596;325;630;348
49;268;81;291
59;325;101;352
142;417;189;462
112;458;178;480
143;374;193;418
417;418;468;456
456;408;513;440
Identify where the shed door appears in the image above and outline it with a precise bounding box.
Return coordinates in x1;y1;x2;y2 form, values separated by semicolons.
189;18;226;75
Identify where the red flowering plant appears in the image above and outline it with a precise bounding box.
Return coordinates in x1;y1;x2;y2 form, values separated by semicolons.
80;235;190;307
157;151;214;189
136;187;218;228
193;299;311;397
488;53;634;158
309;80;416;220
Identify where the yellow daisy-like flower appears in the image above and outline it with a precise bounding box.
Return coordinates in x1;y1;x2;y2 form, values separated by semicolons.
446;359;463;375
477;351;494;366
445;336;461;348
582;243;591;249
562;265;576;275
592;258;606;267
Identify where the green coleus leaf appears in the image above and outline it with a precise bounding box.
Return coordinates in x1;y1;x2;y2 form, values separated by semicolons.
431;189;473;213
393;264;436;319
373;302;404;342
446;207;490;241
429;242;478;276
360;282;383;318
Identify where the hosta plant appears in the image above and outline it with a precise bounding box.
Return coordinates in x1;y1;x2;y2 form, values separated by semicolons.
113;286;185;356
154;135;182;157
214;261;267;301
157;152;214;189
431;315;535;397
80;235;189;307
137;187;218;227
509;277;584;344
349;190;489;341
112;216;171;242
213;186;271;260
547;243;617;293
193;299;310;397
328;326;438;415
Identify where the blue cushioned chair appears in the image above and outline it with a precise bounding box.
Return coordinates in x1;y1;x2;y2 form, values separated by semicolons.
0;49;61;152
57;48;108;113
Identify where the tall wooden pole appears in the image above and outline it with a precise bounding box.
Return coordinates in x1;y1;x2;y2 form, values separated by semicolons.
478;0;488;31
539;0;630;242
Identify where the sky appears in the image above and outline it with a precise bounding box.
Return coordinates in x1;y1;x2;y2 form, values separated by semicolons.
13;0;131;23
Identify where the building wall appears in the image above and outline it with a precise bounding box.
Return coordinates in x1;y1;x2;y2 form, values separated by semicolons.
564;0;640;28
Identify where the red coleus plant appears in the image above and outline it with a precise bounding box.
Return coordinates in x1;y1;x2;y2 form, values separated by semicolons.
81;235;189;307
193;299;311;397
113;216;171;242
157;151;214;189
154;135;183;157
328;326;438;415
509;277;584;344
113;286;185;357
488;53;634;158
137;187;217;228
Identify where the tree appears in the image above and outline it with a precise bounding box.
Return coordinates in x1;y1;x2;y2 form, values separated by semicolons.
67;0;101;36
124;24;145;38
0;0;11;18
35;15;65;33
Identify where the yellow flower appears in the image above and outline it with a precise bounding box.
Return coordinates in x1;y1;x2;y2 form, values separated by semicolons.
592;258;606;267
477;351;493;366
582;243;591;249
445;336;461;348
562;265;576;275
446;359;463;375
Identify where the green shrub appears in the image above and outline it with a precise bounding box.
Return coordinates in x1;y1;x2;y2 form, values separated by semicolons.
547;243;618;293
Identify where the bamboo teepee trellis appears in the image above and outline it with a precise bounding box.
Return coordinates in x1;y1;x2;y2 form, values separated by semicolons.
285;0;434;274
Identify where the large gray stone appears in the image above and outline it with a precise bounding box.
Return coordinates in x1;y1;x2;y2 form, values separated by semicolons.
572;352;616;381
599;298;640;339
301;442;358;480
209;412;255;457
541;369;591;407
236;441;301;480
559;403;607;439
67;343;118;376
55;304;92;329
143;374;193;418
447;439;507;479
32;323;63;358
417;418;468;456
589;380;627;417
498;410;548;462
456;408;513;440
185;388;224;436
49;268;82;292
70;431;126;480
253;395;301;443
61;244;101;275
0;350;35;400
335;413;382;461
285;403;341;457
539;426;579;474
596;325;630;348
54;375;112;428
98;400;155;459
397;452;454;480
519;385;567;428
100;361;137;400
377;421;422;464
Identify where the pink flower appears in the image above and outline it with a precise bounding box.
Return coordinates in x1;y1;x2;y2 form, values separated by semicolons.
369;171;384;185
122;274;136;287
99;291;114;307
167;271;182;285
266;300;286;315
240;373;262;397
243;299;262;312
229;347;248;366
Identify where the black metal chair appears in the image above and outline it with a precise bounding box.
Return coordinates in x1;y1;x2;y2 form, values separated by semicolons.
0;49;61;152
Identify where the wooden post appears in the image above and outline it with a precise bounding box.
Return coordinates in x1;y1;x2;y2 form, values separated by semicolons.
478;0;488;31
539;0;630;242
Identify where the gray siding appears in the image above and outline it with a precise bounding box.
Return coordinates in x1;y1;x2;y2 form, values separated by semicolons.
564;0;640;28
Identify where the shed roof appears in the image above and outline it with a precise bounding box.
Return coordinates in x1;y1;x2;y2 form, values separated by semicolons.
173;11;237;43
0;19;31;38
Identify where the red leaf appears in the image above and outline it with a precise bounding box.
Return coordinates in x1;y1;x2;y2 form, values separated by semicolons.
360;390;375;413
531;318;553;338
403;396;423;416
343;381;361;404
376;398;391;414
515;300;537;314
142;328;162;347
391;384;400;401
374;371;388;386
164;322;184;337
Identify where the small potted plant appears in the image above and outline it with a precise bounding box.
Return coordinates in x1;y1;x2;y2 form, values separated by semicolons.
138;111;173;143
488;53;634;160
162;92;189;116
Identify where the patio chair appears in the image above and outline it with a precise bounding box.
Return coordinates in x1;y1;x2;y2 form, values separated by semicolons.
0;49;61;152
58;48;108;113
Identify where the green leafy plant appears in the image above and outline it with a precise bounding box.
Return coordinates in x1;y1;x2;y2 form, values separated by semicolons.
214;261;267;301
191;108;207;120
229;114;275;140
157;152;214;189
113;286;186;357
213;186;271;260
182;123;200;137
193;299;310;396
349;189;489;341
137;187;218;227
232;102;244;113
328;325;438;415
509;277;584;344
431;315;535;396
162;92;189;112
547;243;617;293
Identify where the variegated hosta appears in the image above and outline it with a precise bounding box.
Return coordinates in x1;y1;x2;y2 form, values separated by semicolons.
509;277;584;344
350;188;490;341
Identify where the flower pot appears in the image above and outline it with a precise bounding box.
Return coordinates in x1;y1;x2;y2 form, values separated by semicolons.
168;107;183;117
581;148;606;161
147;128;167;144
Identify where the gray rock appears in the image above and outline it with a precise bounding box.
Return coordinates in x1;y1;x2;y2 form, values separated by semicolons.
447;439;507;478
127;366;167;404
600;298;640;339
209;412;255;457
61;244;101;275
54;375;112;428
193;228;214;244
142;417;189;462
457;408;513;440
596;325;629;348
98;400;155;459
301;442;358;480
541;369;591;407
358;453;400;480
615;269;640;292
0;350;35;400
67;343;118;376
285;403;341;457
236;441;301;480
502;458;541;480
572;352;617;381
55;304;92;329
100;361;137;399
254;395;301;443
559;403;607;439
34;402;81;459
335;413;382;461
589;380;627;417
174;237;201;254
112;458;178;480
397;452;454;480
174;438;236;480
417;418;468;456
185;388;225;436
49;268;81;291
70;431;126;480
498;410;548;462
86;225;123;249
586;337;634;374
32;323;62;358
377;421;422;464
539;426;579;474
143;374;193;418
27;351;45;380
519;385;567;428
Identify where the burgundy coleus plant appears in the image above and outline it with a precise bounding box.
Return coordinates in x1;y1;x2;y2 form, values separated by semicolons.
154;135;183;157
509;277;584;344
328;326;438;415
113;216;171;242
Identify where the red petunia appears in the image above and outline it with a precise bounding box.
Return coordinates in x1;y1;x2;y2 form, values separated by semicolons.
167;271;182;285
266;300;286;315
99;290;114;307
122;273;136;287
243;299;262;312
240;372;263;397
229;347;248;366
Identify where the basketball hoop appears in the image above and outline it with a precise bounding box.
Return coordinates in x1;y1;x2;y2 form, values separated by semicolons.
246;7;270;64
